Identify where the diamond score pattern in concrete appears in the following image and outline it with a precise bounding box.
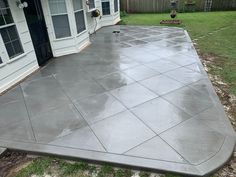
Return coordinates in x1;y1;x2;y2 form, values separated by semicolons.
0;26;235;176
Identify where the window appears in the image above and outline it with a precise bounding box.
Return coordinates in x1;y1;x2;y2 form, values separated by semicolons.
102;0;110;15
0;0;23;59
114;0;118;12
0;26;23;58
73;0;86;34
87;0;95;10
48;0;71;38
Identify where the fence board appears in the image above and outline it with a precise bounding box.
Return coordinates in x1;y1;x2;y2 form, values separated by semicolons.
120;0;236;12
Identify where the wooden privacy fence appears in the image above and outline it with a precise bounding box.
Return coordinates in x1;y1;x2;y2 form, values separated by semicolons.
120;0;236;13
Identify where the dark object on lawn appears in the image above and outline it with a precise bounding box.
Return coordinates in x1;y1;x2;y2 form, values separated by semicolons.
170;10;177;18
160;20;182;25
171;13;176;18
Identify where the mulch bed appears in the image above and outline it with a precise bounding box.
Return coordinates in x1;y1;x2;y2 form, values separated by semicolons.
160;20;182;24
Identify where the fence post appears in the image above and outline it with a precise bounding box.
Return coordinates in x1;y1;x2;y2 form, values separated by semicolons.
127;0;130;13
204;0;213;11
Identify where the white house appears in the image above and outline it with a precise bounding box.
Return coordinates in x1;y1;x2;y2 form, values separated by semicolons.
0;0;120;93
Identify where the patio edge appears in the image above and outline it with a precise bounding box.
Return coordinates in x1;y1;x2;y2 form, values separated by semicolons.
183;29;236;176
197;135;235;176
0;135;235;176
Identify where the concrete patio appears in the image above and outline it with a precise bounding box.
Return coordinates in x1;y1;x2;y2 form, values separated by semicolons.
0;25;235;176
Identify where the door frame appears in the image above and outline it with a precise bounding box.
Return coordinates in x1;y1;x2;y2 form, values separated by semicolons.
23;0;53;66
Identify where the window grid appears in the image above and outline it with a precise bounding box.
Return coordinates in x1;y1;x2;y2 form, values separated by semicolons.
114;0;118;12
74;11;85;34
50;13;68;16
0;22;14;29
0;8;12;25
48;0;71;39
102;1;110;15
0;26;23;59
0;0;24;59
73;0;86;34
49;0;67;15
0;0;13;26
88;0;95;9
74;9;83;13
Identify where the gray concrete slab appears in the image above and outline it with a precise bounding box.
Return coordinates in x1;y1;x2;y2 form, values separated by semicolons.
0;26;235;176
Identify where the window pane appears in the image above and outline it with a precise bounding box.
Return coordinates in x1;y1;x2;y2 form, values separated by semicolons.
0;13;4;25
102;2;110;15
48;1;58;14
1;25;18;42
52;15;71;38
5;43;14;57
1;8;13;24
8;25;18;40
0;0;9;9
12;40;23;54
75;10;85;34
57;0;67;13
49;0;67;15
73;0;83;11
0;27;10;42
0;57;2;64
88;0;95;9
114;0;118;12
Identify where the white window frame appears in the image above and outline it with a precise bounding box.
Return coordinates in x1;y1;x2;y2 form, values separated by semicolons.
48;0;72;39
0;0;24;61
101;0;111;16
86;0;96;12
73;0;86;35
0;35;7;67
0;30;8;65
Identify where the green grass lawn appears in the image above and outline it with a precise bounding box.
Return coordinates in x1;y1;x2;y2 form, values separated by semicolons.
121;11;236;95
13;157;180;177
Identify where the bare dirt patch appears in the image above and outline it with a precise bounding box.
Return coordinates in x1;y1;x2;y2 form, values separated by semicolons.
0;151;32;177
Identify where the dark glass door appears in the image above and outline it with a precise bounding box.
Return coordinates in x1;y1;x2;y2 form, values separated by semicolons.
24;0;53;66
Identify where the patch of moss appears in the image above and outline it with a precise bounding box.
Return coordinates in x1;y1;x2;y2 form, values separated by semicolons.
139;171;151;177
115;168;133;177
97;165;115;177
59;161;94;175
